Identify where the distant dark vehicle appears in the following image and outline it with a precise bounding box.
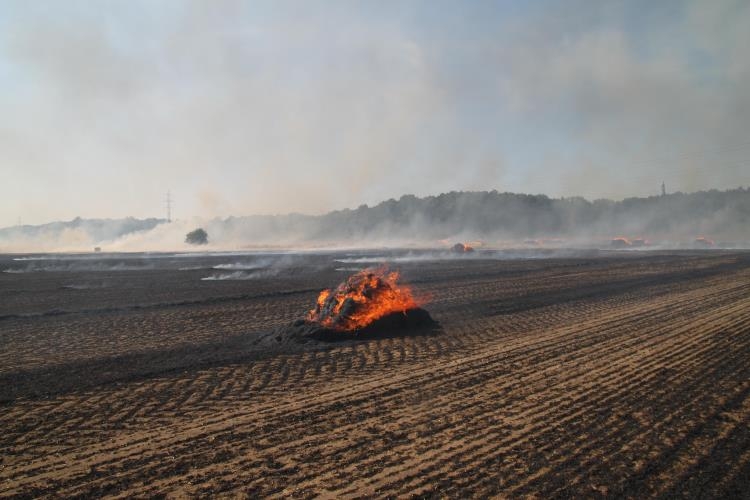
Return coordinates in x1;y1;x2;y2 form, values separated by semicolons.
631;238;647;247
185;228;208;245
94;247;101;252
452;242;475;253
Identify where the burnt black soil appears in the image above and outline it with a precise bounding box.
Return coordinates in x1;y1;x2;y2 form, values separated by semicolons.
284;307;439;342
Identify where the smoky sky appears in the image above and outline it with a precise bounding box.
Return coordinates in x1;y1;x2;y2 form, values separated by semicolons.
1;0;749;227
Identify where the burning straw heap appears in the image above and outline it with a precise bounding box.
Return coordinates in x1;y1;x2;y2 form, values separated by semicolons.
289;267;436;341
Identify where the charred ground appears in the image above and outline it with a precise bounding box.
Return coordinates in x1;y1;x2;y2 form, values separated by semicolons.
1;250;750;497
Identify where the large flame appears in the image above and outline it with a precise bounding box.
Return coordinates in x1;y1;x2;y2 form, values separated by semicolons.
308;267;418;331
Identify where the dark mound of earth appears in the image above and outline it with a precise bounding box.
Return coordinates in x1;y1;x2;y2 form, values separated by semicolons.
284;307;438;342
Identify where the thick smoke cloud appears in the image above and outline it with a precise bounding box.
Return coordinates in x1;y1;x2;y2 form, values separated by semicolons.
2;188;748;252
0;1;748;228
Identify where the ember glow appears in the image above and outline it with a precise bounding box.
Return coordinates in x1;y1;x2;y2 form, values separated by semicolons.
611;236;632;248
452;242;475;253
308;268;419;331
695;236;715;247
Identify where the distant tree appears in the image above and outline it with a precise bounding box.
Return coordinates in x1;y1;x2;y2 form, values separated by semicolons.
185;228;208;245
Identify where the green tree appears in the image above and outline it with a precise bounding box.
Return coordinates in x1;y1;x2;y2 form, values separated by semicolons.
185;228;208;245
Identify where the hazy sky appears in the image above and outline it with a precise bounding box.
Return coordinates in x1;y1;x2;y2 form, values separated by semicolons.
1;0;749;227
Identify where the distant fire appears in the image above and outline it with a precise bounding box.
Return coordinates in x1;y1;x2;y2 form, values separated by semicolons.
308;268;419;331
611;236;631;248
611;236;649;248
452;242;475;253
695;236;715;247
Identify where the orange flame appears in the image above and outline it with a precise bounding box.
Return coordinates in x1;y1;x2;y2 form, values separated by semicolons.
611;236;632;247
308;267;419;331
695;236;715;247
452;242;475;253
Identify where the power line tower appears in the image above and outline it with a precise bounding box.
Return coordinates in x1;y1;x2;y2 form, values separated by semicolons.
166;191;172;223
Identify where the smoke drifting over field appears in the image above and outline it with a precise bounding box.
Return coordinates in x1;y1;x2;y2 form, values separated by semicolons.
200;254;321;280
1;188;749;252
3;261;153;273
2;2;750;228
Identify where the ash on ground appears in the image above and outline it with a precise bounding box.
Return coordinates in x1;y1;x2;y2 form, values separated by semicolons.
273;308;439;343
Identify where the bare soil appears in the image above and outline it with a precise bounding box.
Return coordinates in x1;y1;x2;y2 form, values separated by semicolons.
1;250;749;498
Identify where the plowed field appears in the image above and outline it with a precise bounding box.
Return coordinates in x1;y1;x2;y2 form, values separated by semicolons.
1;251;749;497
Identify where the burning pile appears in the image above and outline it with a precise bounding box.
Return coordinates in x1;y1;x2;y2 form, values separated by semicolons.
451;242;475;253
694;236;715;247
287;267;436;341
610;236;631;248
308;268;418;330
611;236;649;248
